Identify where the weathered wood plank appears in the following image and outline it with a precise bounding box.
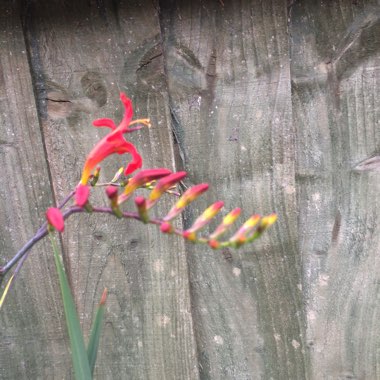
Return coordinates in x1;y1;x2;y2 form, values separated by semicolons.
22;1;198;379
161;1;306;378
0;3;71;379
290;1;380;378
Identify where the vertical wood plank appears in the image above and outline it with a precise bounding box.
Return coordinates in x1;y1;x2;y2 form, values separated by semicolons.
160;1;307;378
22;1;198;379
290;0;380;378
0;3;71;378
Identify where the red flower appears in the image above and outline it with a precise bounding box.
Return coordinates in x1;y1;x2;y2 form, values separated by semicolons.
80;93;150;185
46;207;65;232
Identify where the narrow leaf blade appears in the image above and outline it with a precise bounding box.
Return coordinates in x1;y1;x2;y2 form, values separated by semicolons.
50;233;92;380
87;288;107;375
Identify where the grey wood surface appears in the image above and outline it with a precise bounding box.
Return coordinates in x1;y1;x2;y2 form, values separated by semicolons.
1;0;380;379
160;1;305;379
291;1;380;379
0;3;71;378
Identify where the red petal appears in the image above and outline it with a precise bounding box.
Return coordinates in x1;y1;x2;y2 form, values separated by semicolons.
120;93;133;120
124;143;143;175
93;118;117;130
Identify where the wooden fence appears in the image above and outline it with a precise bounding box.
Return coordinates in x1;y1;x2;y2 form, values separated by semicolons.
1;0;379;378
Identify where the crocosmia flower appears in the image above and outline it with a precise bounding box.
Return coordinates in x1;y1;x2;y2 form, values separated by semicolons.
46;207;65;232
80;93;150;185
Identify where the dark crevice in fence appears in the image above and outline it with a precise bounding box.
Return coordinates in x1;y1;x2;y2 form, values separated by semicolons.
19;1;72;288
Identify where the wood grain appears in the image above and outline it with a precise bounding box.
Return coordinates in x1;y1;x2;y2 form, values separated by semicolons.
161;1;306;378
0;3;71;378
3;1;380;379
21;1;198;379
290;1;380;378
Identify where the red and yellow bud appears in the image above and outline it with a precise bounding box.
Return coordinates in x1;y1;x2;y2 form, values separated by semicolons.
110;167;124;183
148;171;187;206
258;213;278;231
120;168;172;203
185;201;224;234
46;207;65;232
164;183;209;221
210;207;241;239
106;185;122;218
135;196;149;223
90;166;101;186
229;214;261;246
182;230;197;242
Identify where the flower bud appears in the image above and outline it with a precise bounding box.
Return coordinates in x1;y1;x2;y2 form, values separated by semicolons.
186;201;224;234
111;167;124;183
182;230;197;242
46;207;65;232
119;168;173;204
90;166;101;186
148;171;187;206
164;183;209;221
106;185;118;200
208;239;221;249
135;196;149;223
106;185;122;218
256;214;278;234
75;184;90;208
229;214;261;247
160;222;173;234
210;208;241;239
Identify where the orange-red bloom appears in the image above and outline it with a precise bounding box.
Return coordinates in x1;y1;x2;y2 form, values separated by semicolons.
80;93;150;185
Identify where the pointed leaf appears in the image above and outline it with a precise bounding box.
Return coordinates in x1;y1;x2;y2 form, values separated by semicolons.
49;233;92;380
87;288;107;376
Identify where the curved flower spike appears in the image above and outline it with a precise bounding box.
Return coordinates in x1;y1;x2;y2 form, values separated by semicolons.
80;93;148;185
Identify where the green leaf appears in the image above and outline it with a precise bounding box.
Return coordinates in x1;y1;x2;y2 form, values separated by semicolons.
49;232;92;380
0;273;15;310
87;288;107;375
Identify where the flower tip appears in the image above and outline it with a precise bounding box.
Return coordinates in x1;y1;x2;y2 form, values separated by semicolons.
160;222;173;234
106;185;118;199
259;213;278;230
208;239;220;249
134;196;146;207
75;184;90;207
46;207;64;232
99;288;108;306
183;230;197;242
